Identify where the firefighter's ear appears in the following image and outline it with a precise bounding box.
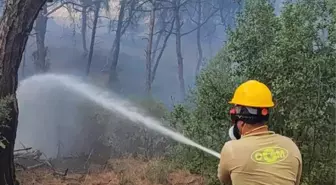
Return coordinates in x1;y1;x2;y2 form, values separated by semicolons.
236;120;244;128
235;121;242;133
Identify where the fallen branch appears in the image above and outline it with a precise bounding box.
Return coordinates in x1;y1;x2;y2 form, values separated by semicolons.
14;146;97;178
14;147;67;177
15;162;27;171
53;168;68;177
27;163;45;170
14;150;42;159
14;147;32;152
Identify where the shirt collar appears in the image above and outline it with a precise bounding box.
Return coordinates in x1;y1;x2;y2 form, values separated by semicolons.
242;131;275;138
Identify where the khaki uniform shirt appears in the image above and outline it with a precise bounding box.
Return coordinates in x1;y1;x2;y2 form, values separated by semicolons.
217;131;302;185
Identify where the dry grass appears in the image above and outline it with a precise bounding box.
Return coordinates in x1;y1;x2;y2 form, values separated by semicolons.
17;157;204;185
146;158;176;184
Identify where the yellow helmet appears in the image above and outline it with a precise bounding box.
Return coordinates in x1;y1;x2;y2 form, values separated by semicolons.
229;80;274;108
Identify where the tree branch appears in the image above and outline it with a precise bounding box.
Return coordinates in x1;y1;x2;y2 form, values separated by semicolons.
180;8;219;36
46;1;82;16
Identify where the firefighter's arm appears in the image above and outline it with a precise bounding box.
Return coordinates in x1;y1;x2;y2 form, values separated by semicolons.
295;158;302;185
217;142;233;184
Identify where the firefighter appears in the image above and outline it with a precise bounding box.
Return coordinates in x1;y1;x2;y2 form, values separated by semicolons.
217;80;302;185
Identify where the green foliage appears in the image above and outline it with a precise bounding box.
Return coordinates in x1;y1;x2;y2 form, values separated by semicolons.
130;97;168;119
0;95;14;149
0;95;13;124
167;48;244;184
76;96;170;159
170;0;336;184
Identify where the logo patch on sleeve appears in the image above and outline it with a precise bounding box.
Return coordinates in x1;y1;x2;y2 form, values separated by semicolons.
251;146;289;164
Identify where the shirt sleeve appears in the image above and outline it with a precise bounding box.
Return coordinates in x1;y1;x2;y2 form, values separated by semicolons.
217;142;233;184
295;155;302;185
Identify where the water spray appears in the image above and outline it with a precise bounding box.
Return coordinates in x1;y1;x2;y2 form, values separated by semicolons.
17;74;221;159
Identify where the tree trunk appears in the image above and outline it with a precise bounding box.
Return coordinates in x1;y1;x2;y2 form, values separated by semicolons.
101;39;117;72
34;3;48;73
195;0;203;76
151;30;163;70
103;2;131;73
219;0;225;24
81;6;88;57
108;0;126;85
21;49;26;79
151;19;174;83
0;0;47;184
85;1;101;76
145;1;156;94
151;9;167;63
209;37;213;58
174;0;186;99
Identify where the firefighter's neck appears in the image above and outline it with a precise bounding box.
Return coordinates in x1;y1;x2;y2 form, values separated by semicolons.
241;123;268;136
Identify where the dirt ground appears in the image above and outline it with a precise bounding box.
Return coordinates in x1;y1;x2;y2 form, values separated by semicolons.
16;158;204;185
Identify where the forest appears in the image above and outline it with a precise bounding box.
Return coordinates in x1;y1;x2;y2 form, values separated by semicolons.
0;0;334;185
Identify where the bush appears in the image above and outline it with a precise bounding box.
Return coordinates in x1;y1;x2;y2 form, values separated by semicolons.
147;159;178;184
74;95;170;159
167;49;243;184
170;0;336;184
